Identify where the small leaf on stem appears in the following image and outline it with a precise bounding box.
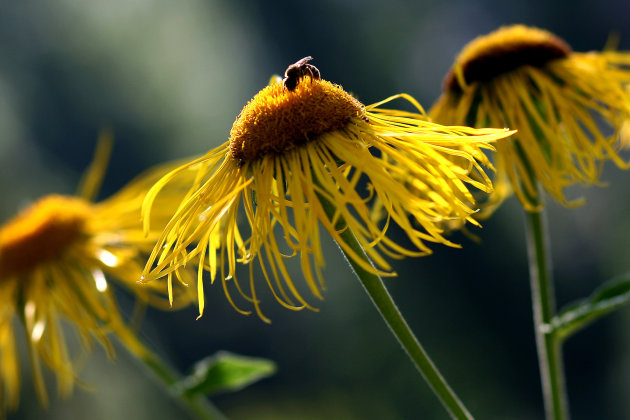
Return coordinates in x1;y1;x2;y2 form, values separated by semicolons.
175;351;276;397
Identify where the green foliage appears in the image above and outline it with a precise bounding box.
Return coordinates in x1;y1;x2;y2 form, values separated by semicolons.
175;351;276;398
550;272;630;340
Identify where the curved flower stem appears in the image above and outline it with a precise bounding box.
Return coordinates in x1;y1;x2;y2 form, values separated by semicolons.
116;325;226;420
339;228;472;419
524;207;569;420
139;349;227;420
317;196;472;419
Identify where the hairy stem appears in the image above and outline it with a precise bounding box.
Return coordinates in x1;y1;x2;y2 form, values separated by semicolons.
525;207;569;420
319;194;473;420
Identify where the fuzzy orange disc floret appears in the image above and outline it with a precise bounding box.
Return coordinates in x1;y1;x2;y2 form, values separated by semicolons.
444;25;571;92
229;78;366;162
0;195;90;277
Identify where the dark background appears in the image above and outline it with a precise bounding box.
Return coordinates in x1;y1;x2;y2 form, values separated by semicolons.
2;1;630;419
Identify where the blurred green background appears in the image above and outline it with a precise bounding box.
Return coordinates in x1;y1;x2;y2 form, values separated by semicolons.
2;1;630;419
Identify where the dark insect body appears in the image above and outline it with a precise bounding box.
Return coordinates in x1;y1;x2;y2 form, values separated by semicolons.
282;56;321;92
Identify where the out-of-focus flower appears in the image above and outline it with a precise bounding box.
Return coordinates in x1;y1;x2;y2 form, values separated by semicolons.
431;24;630;211
0;136;194;411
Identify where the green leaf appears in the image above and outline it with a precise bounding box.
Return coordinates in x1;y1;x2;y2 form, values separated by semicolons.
550;272;630;340
174;351;276;398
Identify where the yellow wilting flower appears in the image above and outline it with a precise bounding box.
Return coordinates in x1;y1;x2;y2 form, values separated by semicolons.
0;137;194;411
431;24;630;211
141;58;514;322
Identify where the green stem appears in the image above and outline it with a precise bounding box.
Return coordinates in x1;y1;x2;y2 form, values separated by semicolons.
319;197;472;419
142;350;227;420
524;207;569;420
128;339;226;420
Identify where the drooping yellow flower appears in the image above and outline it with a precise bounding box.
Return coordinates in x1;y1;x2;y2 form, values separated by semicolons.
141;59;514;322
0;137;194;411
431;24;630;211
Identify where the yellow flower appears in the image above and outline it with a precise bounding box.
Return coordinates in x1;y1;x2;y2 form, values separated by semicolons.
0;137;194;411
431;25;630;211
141;59;513;322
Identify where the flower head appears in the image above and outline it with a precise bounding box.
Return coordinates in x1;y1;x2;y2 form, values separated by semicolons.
142;58;513;322
0;137;194;411
431;24;630;211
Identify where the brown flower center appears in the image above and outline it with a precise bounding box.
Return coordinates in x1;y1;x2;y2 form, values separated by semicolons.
0;195;90;277
229;78;366;162
443;25;571;92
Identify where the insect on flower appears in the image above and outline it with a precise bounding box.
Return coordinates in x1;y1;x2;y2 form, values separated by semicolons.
283;56;321;91
141;57;515;322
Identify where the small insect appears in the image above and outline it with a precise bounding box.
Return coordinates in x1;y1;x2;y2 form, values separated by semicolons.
282;56;321;92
